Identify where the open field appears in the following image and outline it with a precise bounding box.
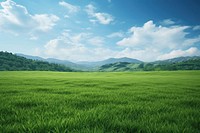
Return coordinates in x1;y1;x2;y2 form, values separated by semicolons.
0;71;200;132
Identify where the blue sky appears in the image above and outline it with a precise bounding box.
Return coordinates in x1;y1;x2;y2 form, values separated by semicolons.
0;0;200;62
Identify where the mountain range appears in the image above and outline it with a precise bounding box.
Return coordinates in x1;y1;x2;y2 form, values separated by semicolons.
0;52;73;71
0;52;198;72
16;54;142;70
153;56;200;64
99;57;200;71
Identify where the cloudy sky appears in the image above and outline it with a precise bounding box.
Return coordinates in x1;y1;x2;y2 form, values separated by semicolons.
0;0;200;62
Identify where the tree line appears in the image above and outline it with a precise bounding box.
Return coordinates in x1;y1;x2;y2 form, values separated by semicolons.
0;51;74;72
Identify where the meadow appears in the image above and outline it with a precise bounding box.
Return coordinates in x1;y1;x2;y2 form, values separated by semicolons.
0;71;199;132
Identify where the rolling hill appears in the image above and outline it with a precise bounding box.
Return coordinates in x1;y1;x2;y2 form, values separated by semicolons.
2;52;200;71
17;53;86;70
0;51;74;71
17;54;143;70
99;62;139;71
153;56;200;64
99;56;200;71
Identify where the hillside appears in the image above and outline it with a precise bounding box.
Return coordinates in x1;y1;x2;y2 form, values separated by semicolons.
17;53;88;71
99;62;140;71
0;51;74;71
2;51;200;72
153;56;200;64
151;58;200;71
99;56;200;71
17;53;143;70
77;57;142;67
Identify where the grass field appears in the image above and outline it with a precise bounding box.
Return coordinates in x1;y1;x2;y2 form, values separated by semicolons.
0;71;200;132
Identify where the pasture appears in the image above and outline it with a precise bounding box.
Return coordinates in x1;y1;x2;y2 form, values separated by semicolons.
0;71;199;132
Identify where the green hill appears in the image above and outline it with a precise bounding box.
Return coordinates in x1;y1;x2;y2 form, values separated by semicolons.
17;53;88;71
99;57;200;71
0;51;74;72
1;51;200;72
99;62;140;71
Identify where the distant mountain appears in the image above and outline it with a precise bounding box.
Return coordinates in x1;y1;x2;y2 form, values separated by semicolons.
17;53;75;65
15;53;200;71
0;52;74;71
154;56;200;64
78;57;142;67
17;54;143;70
99;62;140;72
99;56;200;72
17;53;87;70
17;53;44;61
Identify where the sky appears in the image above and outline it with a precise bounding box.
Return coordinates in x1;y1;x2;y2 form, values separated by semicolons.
0;0;200;62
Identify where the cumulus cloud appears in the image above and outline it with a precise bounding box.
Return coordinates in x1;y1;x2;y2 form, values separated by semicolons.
117;20;200;49
107;32;124;38
59;1;79;13
43;33;89;61
85;4;114;25
40;31;115;61
40;20;200;62
116;20;200;61
32;14;59;32
0;0;59;35
37;20;200;62
88;36;104;46
116;48;161;62
158;47;200;60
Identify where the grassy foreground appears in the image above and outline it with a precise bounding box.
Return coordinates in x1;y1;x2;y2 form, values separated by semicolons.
0;71;200;132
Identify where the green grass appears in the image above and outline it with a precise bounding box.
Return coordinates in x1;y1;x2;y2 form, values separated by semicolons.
0;71;200;133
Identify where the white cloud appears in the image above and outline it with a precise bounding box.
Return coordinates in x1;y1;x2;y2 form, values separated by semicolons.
85;4;114;25
43;34;89;61
94;13;113;25
39;31;115;61
88;36;104;46
117;20;199;50
115;47;200;62
85;4;96;15
0;0;59;35
32;14;59;32
89;19;98;24
116;48;161;62
59;1;79;13
182;36;200;47
161;19;175;25
158;47;200;60
107;32;124;38
39;31;159;62
116;20;200;61
36;20;200;62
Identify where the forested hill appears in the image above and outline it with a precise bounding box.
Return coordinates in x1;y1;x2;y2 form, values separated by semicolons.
0;51;74;71
99;57;200;71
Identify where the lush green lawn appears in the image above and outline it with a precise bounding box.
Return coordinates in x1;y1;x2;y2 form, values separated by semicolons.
0;71;200;132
